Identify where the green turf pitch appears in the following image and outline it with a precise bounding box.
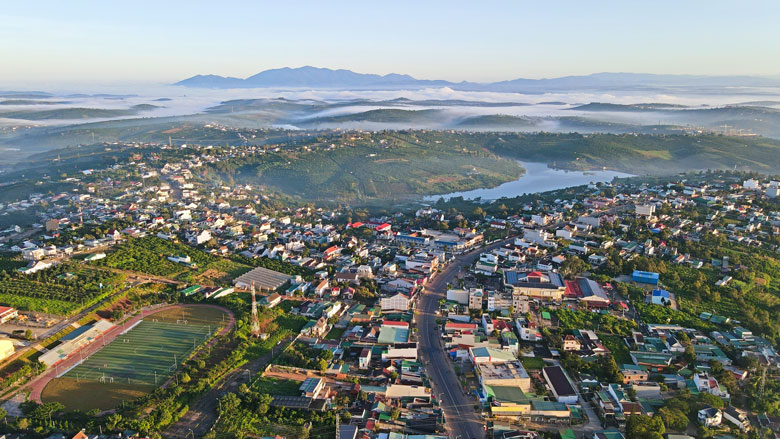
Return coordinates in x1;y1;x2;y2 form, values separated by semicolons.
63;320;213;385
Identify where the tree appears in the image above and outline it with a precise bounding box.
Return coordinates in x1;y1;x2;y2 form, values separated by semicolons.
657;406;688;431
256;393;273;415
389;408;401;420
218;393;241;416
626;414;665;439
678;332;697;365
560;256;588;278
16;418;28;430
111;309;124;321
106;413;123;431
24;329;33;341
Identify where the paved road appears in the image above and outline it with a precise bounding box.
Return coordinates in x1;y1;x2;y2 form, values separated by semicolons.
417;237;516;439
164;336;294;439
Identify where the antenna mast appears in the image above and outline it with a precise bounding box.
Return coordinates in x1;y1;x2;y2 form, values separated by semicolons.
251;282;261;337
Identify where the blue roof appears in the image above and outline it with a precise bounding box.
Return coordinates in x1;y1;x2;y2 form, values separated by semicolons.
651;289;670;298
633;270;659;279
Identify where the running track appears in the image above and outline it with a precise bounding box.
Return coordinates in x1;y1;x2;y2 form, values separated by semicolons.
26;304;235;403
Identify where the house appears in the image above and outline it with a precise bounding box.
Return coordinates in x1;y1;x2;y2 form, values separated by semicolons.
191;230;212;245
650;289;671;306
301;317;328;337
543;366;578;404
469;346;516;364
19;260;53;275
469;289;484;310
693;373;729;398
562;335;581;351
0;307;18;324
334;272;360;285
384;384;430;400
723;406;751;432
313;279;329;296
21;247;45;261
0;339;14;361
359;347;371;369
84;252;106;262
260;293;282;308
697;407;722;427
635;204;656;217
167;254;193;265
620;367;648;385
482;314;494;333
299;377;325;398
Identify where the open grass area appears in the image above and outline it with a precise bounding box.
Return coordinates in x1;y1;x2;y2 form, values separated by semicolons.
599;334;632;365
41;306;229;411
324;327;346;340
252;376;301;396
520;356;546;370
41;378;154;412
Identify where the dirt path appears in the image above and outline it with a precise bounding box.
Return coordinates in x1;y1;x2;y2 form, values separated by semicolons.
26;304;235;404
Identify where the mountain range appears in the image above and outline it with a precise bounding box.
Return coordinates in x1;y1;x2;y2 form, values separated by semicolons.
175;66;780;91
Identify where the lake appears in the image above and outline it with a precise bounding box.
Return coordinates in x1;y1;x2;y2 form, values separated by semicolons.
427;161;634;201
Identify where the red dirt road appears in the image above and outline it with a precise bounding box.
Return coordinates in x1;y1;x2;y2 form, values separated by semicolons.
26;304;235;403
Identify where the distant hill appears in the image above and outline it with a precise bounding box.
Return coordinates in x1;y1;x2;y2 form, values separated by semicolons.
0;104;159;121
175;66;780;91
298;109;446;126
454;115;536;129
176;66;451;89
0;99;71;106
570;103;689;112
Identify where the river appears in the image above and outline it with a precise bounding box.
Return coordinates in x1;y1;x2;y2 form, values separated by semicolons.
427;161;634;201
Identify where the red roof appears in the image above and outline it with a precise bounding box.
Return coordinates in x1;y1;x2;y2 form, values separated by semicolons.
383;320;409;327
527;271;543;277
565;280;582;297
445;322;477;329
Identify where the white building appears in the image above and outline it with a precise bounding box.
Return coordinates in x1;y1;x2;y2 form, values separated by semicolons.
767;181;780;198
635;204;656;217
742;179;760;190
380;293;410;312
698;407;722;427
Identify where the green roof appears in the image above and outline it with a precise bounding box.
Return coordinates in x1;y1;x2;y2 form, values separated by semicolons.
531;400;568;412
180;285;202;296
560;429;576;439
488;385;530;404
378;326;409;344
541;311;552;320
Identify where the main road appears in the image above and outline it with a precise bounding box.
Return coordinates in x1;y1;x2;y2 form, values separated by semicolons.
417;236;516;439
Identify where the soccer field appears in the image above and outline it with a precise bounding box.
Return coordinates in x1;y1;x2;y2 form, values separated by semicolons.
41;305;232;411
63;320;213;385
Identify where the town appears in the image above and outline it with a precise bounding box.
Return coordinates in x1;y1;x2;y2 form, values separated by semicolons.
0;138;776;439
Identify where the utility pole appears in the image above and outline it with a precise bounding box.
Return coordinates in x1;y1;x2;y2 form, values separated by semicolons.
335;413;340;439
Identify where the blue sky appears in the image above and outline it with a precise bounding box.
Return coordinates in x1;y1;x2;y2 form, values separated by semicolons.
2;0;779;85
